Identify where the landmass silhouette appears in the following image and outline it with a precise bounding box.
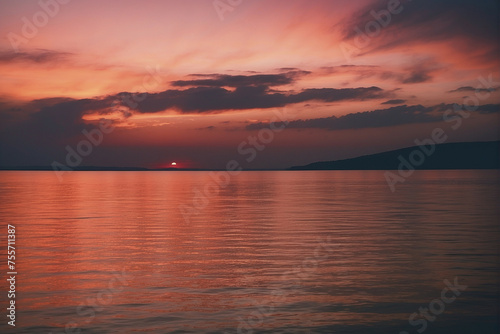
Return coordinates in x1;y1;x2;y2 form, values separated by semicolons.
290;141;499;170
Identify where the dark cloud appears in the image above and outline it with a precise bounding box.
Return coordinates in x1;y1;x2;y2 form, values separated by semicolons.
171;71;310;88
389;58;442;84
448;86;498;93
0;78;388;159
0;95;117;145
30;98;113;138
196;126;216;130
246;104;437;131
288;87;384;103
320;65;378;73
402;71;431;84
277;67;300;71
0;97;76;130
0;66;388;155
246;103;500;131
0;49;72;63
153;71;389;113
476;104;500;114
127;85;386;114
322;61;441;85
341;0;499;59
0;98;99;167
381;99;406;105
134;86;282;113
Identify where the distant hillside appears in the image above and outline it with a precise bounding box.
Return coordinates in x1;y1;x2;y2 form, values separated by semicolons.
289;141;500;170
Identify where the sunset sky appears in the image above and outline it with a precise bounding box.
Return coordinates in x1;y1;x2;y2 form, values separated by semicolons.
0;0;498;169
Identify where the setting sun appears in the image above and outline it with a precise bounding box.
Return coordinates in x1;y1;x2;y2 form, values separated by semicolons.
171;162;177;166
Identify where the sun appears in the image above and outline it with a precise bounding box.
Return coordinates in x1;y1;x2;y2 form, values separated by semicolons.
171;162;177;166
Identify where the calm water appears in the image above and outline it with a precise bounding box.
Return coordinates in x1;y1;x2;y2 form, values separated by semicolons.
0;170;498;333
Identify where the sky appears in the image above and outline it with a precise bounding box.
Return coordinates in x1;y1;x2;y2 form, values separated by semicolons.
0;0;499;169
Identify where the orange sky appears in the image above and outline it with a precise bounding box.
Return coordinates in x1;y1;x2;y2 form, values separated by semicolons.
0;0;498;168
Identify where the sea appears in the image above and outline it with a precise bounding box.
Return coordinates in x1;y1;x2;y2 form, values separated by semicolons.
0;170;498;333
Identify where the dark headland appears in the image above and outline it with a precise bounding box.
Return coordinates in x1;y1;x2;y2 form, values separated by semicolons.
289;141;499;170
